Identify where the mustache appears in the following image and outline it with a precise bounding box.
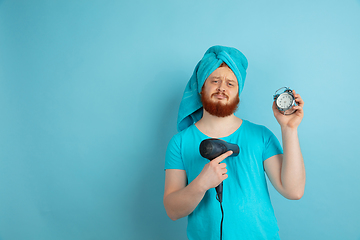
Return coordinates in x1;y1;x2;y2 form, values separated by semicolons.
211;92;229;99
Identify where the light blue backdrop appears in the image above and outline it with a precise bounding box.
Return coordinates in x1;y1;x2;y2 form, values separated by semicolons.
1;1;359;239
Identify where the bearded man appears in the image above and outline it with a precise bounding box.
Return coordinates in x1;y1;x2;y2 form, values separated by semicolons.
163;46;305;240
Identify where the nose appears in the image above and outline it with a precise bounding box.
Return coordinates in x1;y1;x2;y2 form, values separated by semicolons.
217;81;226;93
216;87;225;93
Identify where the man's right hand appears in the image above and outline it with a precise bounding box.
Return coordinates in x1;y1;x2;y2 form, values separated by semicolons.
197;150;233;191
163;150;233;220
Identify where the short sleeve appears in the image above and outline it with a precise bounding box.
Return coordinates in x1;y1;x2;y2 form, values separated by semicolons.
262;127;283;161
165;135;185;170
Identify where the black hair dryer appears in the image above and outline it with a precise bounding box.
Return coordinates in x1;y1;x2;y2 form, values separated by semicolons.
199;138;239;202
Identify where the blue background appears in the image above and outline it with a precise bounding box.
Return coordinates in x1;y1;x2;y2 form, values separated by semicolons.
1;1;360;239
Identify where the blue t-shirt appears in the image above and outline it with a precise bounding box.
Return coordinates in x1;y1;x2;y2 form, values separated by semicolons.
165;120;283;240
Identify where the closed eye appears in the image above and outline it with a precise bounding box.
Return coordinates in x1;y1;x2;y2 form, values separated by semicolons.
227;82;236;87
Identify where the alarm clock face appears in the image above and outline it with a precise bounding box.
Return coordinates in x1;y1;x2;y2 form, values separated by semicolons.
276;93;294;111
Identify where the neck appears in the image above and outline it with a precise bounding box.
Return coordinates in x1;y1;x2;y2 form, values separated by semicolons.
195;110;242;138
202;110;238;126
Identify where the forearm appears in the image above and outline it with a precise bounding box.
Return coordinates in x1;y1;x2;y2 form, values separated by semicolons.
281;126;306;199
164;177;207;221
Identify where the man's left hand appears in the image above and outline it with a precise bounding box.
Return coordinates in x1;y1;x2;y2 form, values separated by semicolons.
272;90;304;129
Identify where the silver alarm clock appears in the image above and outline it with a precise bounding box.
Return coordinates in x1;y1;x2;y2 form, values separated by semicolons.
273;87;296;115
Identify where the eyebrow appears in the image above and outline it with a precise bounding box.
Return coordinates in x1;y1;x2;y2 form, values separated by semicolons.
212;76;237;82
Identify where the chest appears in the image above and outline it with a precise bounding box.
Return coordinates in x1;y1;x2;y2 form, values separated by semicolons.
180;133;265;183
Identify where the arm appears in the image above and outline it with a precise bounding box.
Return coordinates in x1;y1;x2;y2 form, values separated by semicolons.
163;169;206;221
163;151;232;220
264;90;306;200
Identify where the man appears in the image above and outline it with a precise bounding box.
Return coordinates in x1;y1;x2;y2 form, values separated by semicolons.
163;46;305;240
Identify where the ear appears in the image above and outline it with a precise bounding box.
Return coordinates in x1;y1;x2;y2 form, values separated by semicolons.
199;84;205;96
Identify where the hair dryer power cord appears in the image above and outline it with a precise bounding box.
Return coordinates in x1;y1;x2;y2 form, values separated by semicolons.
220;201;224;240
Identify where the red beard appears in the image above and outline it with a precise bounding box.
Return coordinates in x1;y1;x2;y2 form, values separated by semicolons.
200;91;240;117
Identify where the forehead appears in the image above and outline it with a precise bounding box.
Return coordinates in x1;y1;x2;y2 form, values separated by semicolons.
207;67;238;83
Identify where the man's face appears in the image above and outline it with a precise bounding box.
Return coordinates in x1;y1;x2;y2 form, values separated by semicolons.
200;66;240;117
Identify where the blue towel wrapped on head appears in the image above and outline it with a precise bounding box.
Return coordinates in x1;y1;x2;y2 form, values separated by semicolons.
177;45;249;132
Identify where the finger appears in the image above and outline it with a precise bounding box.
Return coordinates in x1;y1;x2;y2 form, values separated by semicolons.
213;150;233;164
272;101;279;114
272;101;282;117
216;164;228;179
292;90;304;107
293;90;301;100
292;105;304;115
295;95;304;108
219;163;227;170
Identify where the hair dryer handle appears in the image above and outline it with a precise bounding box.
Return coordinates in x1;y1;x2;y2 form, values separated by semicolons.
215;182;223;203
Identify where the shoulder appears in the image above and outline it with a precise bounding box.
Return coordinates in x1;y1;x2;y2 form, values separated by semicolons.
168;124;197;146
174;124;197;138
165;125;199;169
241;120;279;145
242;120;272;135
